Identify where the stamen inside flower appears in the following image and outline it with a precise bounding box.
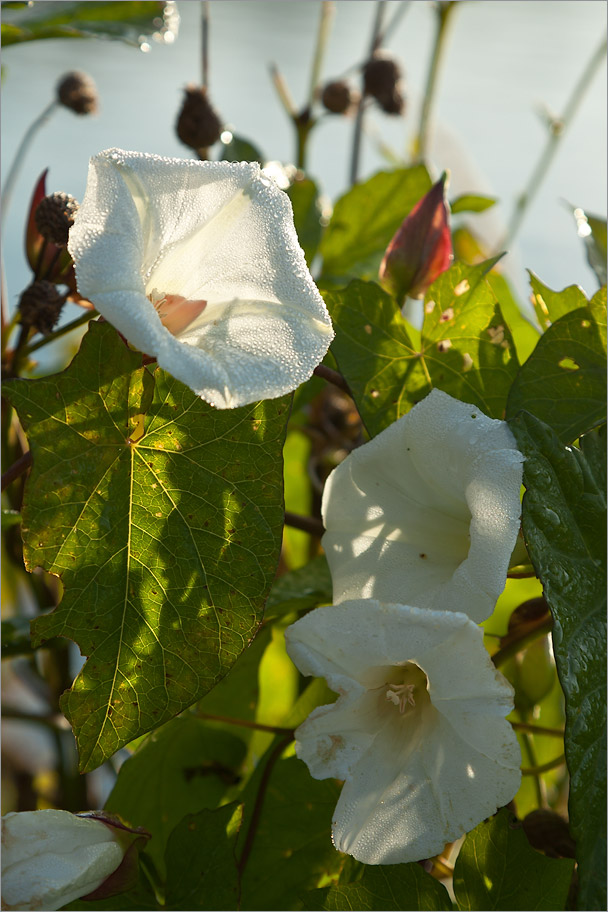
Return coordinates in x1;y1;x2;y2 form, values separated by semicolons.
384;662;429;715
148;287;207;336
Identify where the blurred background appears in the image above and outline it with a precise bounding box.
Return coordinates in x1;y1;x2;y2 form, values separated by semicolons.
2;0;607;325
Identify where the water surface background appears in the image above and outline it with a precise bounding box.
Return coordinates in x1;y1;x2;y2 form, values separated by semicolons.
2;0;606;347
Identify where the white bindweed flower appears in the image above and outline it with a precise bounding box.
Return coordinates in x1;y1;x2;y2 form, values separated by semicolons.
322;389;524;624
285;600;521;865
1;809;131;911
68;148;333;408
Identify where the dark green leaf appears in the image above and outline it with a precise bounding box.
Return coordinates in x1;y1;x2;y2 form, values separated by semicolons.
509;414;606;911
264;554;332;621
219;134;264;164
105;715;245;877
326;259;519;437
453;808;575;911
584;214;607;286
1;617;33;658
506;301;607;443
3;322;287;772
528;273;588;332
237;752;342;910
319;166;432;285
305;864;451;910
1;1;175;47
287;177;324;267
450;193;497;214
486;272;540;362
164;803;242;911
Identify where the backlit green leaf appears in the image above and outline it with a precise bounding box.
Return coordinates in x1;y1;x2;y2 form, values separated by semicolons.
219;134;264;164
287;177;324;267
450;193;496;214
3;321;287;772
305;863;451;910
319;166;432;285
509;414;606;911
453;808;575;911
506;297;607;443
326;259;519;437
528;273;588;331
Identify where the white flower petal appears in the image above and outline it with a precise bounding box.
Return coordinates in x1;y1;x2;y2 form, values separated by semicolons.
322;389;523;622
69;149;333;409
286;600;521;865
1;810;125;911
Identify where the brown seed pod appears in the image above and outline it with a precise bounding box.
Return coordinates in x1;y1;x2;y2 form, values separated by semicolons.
34;192;79;247
176;85;223;151
18;281;65;335
321;80;355;115
363;53;406;115
56;71;98;115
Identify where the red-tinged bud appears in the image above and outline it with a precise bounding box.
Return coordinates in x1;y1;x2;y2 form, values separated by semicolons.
378;173;453;303
25;171;77;291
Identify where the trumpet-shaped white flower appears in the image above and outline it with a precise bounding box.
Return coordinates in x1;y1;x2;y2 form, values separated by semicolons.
285;600;521;865
68;149;333;408
322;389;524;624
1;810;128;911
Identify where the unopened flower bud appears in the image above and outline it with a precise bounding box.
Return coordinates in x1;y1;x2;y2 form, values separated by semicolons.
321;80;357;115
176;85;223;151
363;52;405;115
18;281;65;335
34;192;79;247
56;71;98;115
379;173;453;303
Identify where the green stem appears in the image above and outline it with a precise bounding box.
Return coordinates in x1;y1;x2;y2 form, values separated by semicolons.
377;0;412;47
284;510;324;537
22;310;97;356
520;724;545;807
349;0;388;185
1;100;57;227
307;1;335;111
7;324;33;378
502;34;607;249
521;754;566;777
414;1;456;162
491;616;553;669
269;63;298;119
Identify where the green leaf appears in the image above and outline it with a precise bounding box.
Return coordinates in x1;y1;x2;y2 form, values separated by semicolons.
219;134;264;164
305;864;452;910
319;166;432;285
509;414;606;911
1;617;33;658
1;1;175;47
453;808;575;911
450;193;497;214
237;753;342;910
528;273;588;332
164;803;242;911
287;177;324;267
506;301;607;443
104;715;245;877
584;214;607;286
3;321;287;772
486;272;540;363
326;259;519;437
264;554;332;621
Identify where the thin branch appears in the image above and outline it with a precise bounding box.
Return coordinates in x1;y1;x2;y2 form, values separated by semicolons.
521;754;566;777
1;707;66;732
201;0;210;89
2;100;57;226
491;615;553;668
377;0;412;47
195;710;294;736
312;363;351;395
511;721;565;738
22;310;97;356
307;1;335;110
284;510;324;537
237;734;294;877
414;1;456;162
350;0;388;185
269;63;298;119
1;450;32;492
501;33;607;249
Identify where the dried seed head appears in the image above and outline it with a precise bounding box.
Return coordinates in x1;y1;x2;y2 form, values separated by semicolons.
56;71;98;115
363;53;405;115
34;192;79;247
176;85;223;151
321;80;356;115
18;281;65;335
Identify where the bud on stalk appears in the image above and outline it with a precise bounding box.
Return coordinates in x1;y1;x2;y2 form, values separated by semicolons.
378;173;453;304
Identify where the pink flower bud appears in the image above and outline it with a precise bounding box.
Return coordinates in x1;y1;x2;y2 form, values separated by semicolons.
378;173;453;302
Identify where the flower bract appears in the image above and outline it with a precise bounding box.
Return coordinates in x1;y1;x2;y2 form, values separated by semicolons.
68;148;333;408
322;389;524;624
1;809;127;911
285;600;521;865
